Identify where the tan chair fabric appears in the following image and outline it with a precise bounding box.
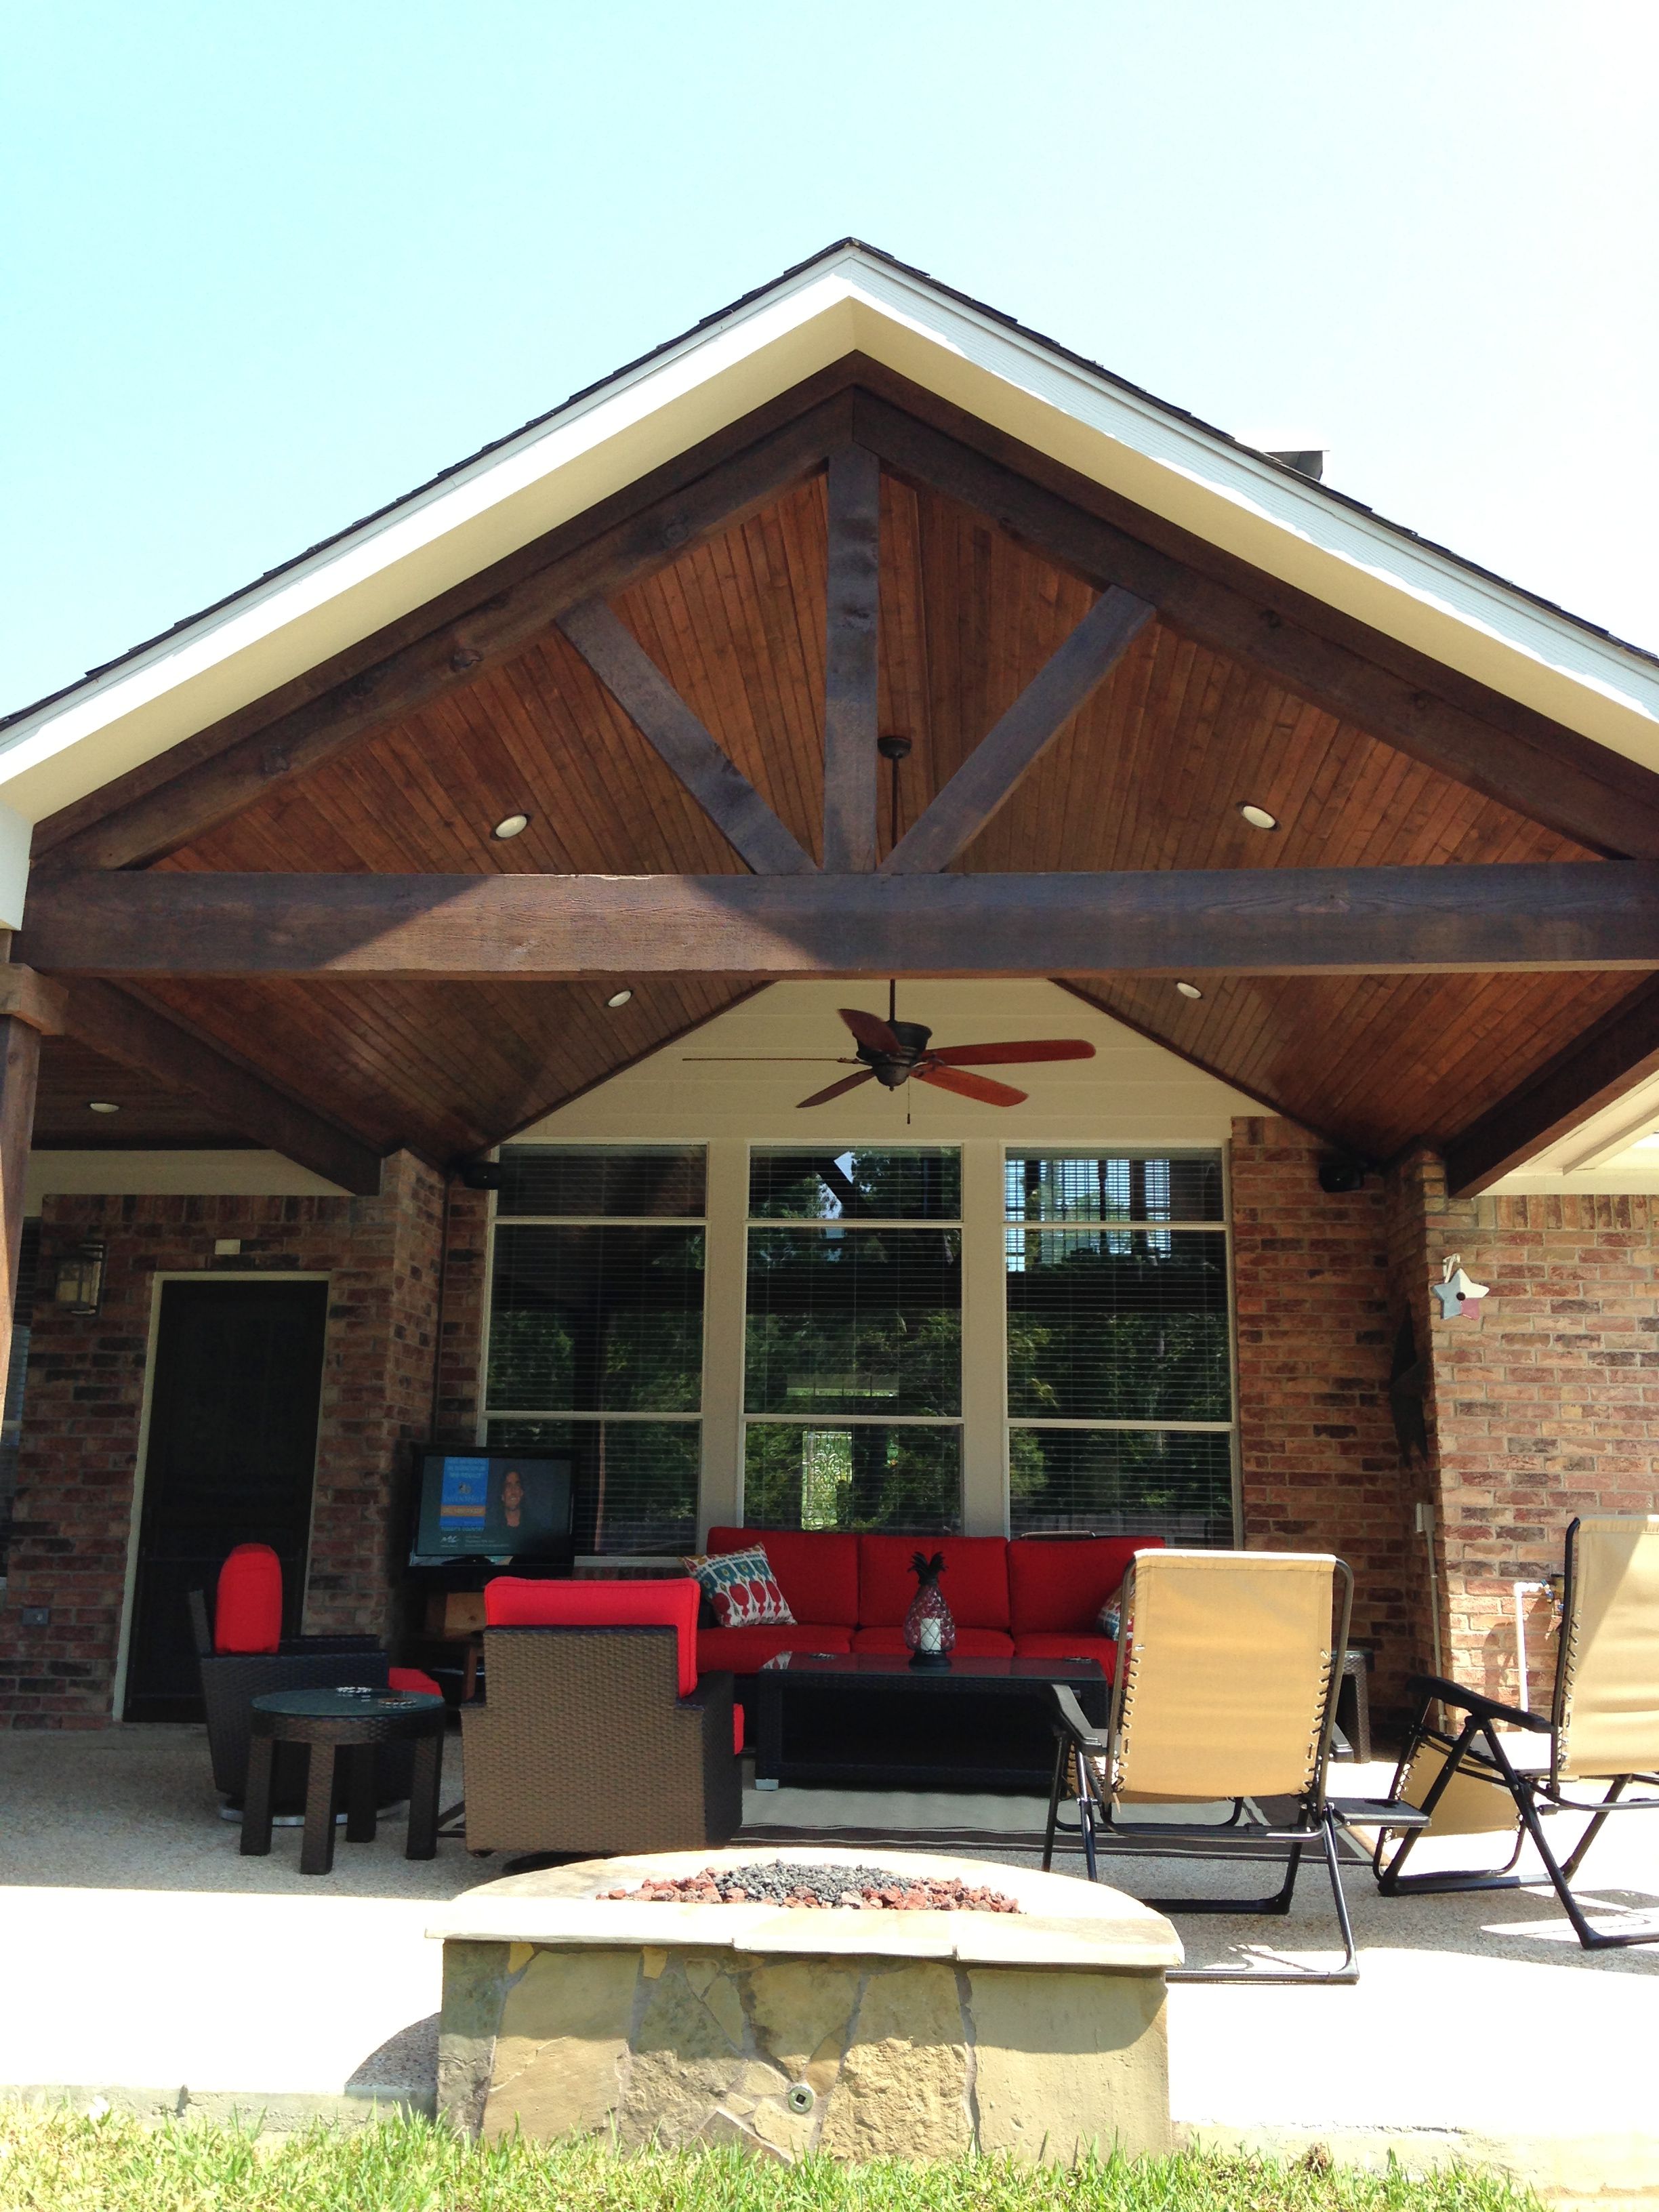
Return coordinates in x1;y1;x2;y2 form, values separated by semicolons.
1557;1514;1659;1780
1399;1738;1530;1835
1113;1549;1338;1803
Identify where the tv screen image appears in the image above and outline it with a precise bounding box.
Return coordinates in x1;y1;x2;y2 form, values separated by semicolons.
411;1449;574;1564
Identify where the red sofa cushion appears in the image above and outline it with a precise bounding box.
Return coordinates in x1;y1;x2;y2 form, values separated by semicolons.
1006;1536;1163;1635
484;1577;699;1698
388;1666;444;1698
850;1626;1015;1658
1011;1631;1120;1681
214;1543;283;1654
857;1534;1010;1629
697;1623;854;1673
705;1528;859;1628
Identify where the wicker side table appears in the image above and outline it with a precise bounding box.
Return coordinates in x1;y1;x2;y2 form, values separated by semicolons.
242;1687;447;1875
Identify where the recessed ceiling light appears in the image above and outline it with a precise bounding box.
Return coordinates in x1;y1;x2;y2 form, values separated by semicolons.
491;812;531;840
1237;802;1279;832
1174;981;1204;1001
88;1100;121;1113
605;989;634;1009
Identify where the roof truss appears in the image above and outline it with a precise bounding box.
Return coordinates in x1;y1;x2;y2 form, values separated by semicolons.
24;365;1659;1181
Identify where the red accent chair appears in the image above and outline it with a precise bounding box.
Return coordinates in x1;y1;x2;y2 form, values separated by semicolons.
461;1578;742;1858
189;1544;440;1811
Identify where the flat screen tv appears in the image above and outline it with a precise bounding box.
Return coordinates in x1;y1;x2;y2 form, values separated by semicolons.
409;1447;575;1567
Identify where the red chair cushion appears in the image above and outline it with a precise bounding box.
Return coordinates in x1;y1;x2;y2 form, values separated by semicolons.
1006;1537;1163;1635
734;1705;746;1755
485;1577;699;1698
213;1543;283;1654
705;1528;859;1627
1011;1631;1120;1681
696;1623;854;1673
857;1535;1011;1629
850;1625;1015;1658
388;1667;443;1698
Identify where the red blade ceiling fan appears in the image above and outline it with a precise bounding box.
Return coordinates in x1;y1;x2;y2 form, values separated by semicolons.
684;739;1095;1109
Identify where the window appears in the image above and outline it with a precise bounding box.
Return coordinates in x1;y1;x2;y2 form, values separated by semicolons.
1006;1152;1233;1541
485;1146;704;1555
743;1148;962;1533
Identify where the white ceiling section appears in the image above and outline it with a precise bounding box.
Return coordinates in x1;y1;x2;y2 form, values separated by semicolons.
5;243;1658;827
517;981;1265;1147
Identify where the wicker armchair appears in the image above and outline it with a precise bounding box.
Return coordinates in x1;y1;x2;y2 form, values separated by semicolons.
462;1579;741;1858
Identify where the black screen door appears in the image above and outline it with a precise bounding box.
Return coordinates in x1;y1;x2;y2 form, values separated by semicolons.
123;1278;330;1721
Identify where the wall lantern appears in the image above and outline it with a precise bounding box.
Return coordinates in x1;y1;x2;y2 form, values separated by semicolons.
54;1240;106;1317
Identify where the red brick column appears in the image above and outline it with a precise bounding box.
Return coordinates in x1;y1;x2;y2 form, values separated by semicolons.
1230;1116;1418;1717
0;1153;445;1727
1389;1160;1659;1713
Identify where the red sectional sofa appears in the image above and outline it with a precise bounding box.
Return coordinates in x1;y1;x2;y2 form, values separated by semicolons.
695;1528;1162;1683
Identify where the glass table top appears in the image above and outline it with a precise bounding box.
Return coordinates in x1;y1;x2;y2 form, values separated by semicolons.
251;1687;444;1719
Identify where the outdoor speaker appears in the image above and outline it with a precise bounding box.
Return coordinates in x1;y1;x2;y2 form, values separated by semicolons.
1317;1158;1367;1194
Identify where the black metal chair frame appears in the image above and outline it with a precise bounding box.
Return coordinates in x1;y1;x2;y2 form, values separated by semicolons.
1372;1523;1659;1951
1042;1557;1423;1986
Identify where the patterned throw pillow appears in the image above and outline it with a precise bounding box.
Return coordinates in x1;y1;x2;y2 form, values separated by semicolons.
682;1545;794;1629
1096;1582;1127;1639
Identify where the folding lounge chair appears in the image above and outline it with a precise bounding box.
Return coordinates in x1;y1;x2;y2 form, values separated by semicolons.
1042;1549;1418;1984
1373;1513;1659;1951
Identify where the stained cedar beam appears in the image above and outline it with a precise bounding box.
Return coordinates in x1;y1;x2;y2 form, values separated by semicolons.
32;390;853;877
882;587;1154;874
821;445;882;872
22;863;1659;981
556;598;817;875
851;386;1659;862
0;1011;42;1391
57;979;384;1194
1443;974;1659;1196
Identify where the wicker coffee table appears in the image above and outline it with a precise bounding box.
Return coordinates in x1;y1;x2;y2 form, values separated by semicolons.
241;1686;447;1875
752;1651;1108;1792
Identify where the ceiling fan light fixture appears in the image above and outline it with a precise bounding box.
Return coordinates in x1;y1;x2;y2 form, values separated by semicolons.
1174;981;1204;1000
491;811;531;840
88;1099;121;1113
605;988;634;1008
1237;801;1279;832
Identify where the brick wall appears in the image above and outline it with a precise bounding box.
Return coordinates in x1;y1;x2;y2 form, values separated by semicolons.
1395;1159;1659;1713
0;1153;447;1727
1231;1117;1422;1717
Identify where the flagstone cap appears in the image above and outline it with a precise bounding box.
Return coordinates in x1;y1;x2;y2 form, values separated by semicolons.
428;1844;1183;1972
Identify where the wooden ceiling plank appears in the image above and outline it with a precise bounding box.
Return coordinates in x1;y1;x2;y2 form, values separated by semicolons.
36;392;852;876
24;861;1659;981
852;385;1659;861
555;596;815;876
822;445;883;872
1442;974;1659;1195
59;977;384;1191
884;588;1159;872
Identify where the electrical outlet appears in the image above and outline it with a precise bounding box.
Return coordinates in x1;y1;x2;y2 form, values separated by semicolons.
20;1607;49;1627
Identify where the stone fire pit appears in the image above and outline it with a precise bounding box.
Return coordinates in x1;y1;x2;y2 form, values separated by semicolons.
429;1846;1181;2161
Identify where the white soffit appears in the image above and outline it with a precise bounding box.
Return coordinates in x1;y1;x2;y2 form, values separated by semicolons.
24;1150;347;1207
5;243;1658;825
513;980;1268;1146
1488;1069;1659;1195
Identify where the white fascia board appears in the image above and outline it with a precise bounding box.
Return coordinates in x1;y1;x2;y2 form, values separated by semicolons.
6;245;1658;826
827;257;1659;774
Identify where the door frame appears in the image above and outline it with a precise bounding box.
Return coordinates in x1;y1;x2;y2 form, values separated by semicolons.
111;1270;332;1720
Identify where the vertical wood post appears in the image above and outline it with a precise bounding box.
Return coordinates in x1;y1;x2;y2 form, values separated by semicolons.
822;445;882;872
0;1014;43;1394
0;968;62;1395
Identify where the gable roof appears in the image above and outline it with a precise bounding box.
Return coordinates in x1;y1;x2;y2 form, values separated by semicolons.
6;239;1658;827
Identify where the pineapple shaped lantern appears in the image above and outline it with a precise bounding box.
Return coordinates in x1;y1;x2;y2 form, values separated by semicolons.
904;1550;956;1670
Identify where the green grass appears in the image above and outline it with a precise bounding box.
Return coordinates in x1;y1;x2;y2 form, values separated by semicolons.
0;2110;1541;2212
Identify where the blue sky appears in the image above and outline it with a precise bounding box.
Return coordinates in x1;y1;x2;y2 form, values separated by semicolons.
5;2;1656;718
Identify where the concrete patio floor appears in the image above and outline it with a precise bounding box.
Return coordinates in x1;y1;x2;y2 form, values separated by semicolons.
1;1723;1656;2198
